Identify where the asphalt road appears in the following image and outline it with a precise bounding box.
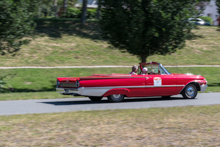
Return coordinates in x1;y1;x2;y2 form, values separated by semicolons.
0;93;220;116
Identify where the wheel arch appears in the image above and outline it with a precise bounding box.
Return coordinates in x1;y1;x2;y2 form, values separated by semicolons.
179;81;200;94
102;88;130;97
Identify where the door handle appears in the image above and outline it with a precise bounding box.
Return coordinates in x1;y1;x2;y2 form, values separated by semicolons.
146;77;152;79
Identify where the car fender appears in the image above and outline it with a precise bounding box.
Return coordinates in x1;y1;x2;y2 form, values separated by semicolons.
102;88;130;97
179;80;201;94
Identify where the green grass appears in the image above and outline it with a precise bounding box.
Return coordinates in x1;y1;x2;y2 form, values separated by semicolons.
0;68;131;92
0;67;219;100
0;105;220;146
0;19;219;66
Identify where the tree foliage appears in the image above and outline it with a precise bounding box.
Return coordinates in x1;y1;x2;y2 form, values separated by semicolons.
37;0;54;18
100;0;202;62
0;0;38;54
196;1;210;12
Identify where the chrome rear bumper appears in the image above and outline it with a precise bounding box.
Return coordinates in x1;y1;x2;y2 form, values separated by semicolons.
56;87;84;95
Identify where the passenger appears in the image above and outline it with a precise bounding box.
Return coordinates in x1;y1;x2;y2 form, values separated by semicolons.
150;69;154;74
129;65;138;75
142;67;148;75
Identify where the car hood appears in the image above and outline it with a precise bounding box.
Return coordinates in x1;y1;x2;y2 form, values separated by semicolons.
172;73;205;80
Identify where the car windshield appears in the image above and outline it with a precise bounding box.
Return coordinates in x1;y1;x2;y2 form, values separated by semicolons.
159;64;171;74
143;64;171;75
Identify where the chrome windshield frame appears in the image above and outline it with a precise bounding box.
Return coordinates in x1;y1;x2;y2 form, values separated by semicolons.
159;63;171;75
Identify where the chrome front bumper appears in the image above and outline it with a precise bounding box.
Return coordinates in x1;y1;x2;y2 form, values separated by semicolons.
200;84;208;92
56;87;84;95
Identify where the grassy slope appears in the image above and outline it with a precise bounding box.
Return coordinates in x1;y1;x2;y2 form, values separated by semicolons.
0;20;139;66
0;105;220;146
150;26;220;65
0;19;219;66
0;67;219;100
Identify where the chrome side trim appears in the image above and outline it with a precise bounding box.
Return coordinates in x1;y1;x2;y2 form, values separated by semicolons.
82;85;184;89
81;87;111;96
56;85;185;96
81;77;151;79
83;85;184;96
146;85;184;88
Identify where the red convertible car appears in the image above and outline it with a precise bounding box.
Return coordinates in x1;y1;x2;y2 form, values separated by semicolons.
56;62;207;102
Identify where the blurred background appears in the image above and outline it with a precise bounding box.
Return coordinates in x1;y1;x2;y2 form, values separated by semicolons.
0;0;220;99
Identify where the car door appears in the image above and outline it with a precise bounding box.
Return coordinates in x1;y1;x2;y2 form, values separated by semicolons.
145;74;176;96
127;75;147;97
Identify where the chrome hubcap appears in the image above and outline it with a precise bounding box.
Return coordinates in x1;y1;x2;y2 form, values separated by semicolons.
186;86;195;98
112;94;123;101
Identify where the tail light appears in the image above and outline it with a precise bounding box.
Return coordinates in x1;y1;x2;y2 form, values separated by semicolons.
76;80;80;87
57;80;60;87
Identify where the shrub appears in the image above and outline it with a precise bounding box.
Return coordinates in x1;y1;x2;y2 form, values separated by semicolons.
66;7;97;19
0;75;7;93
199;16;213;24
66;7;81;18
87;8;97;19
0;74;16;93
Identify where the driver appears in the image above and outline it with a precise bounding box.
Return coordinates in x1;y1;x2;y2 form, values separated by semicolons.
142;67;148;75
129;65;138;75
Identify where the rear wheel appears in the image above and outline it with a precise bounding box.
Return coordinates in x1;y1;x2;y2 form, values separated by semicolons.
107;94;124;102
182;84;197;99
89;97;103;101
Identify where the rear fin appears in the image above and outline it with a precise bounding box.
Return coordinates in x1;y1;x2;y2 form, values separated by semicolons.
57;77;80;82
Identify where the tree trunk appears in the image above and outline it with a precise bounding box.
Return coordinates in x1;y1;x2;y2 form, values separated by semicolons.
63;0;67;17
97;0;101;19
140;54;147;63
53;0;58;18
81;0;88;24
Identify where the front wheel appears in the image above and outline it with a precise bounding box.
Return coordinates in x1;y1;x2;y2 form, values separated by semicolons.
107;94;124;102
182;84;197;99
89;97;103;101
